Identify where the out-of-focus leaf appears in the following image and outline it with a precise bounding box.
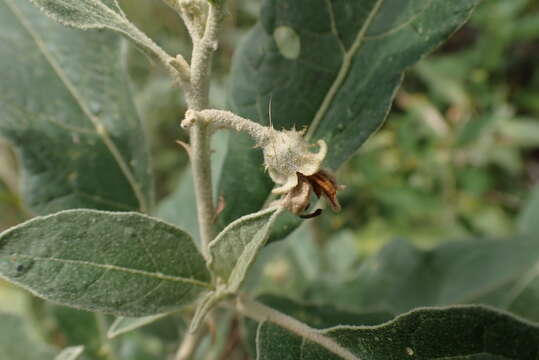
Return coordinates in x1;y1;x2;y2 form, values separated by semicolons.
46;305;101;359
155;132;229;245
155;171;200;242
0;313;56;360
518;185;539;235
219;0;480;233
54;346;84;360
246;297;539;360
0;1;152;214
322;237;539;324
498;118;539;147
0;210;211;316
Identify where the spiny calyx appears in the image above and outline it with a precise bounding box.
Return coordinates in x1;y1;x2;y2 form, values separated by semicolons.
181;109;342;216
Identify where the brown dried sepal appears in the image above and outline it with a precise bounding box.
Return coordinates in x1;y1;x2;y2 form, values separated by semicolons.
280;170;342;218
306;169;342;212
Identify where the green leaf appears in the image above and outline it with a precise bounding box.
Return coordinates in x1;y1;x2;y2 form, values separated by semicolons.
260;294;394;328
243;295;393;359
0;209;211;316
321;237;539;323
107;314;169;339
28;0;127;29
26;0;168;64
43;305;102;359
55;346;84;360
155;132;229;245
0;1;152;214
241;225;363;302
186;207;284;330
517;184;539;235
156;170;200;242
208;207;283;291
247;298;539;360
0;313;56;360
219;0;480;232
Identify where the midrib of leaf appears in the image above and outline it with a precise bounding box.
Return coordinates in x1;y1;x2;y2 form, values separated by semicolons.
247;301;360;360
306;0;385;141
3;0;149;213
256;321;361;360
256;0;386;212
11;254;213;289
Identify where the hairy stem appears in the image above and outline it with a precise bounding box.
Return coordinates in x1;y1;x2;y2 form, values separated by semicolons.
181;109;271;145
185;1;227;257
175;327;205;360
123;19;190;84
236;295;360;360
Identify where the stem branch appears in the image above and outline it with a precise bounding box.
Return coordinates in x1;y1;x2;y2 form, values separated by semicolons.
181;109;270;145
236;295;360;360
175;326;205;360
184;1;227;257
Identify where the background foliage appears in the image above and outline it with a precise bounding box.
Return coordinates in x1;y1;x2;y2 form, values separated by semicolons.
1;0;539;359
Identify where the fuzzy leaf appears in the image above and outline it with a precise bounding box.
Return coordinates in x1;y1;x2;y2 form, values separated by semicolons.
321;237;539;324
0;313;56;360
247;298;539;360
26;0;165;62
0;1;152;214
28;0;126;29
219;0;480;233
191;205;286;335
243;296;392;359
208;207;283;291
0;210;211;316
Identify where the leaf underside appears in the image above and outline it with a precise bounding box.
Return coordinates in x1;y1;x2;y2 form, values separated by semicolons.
28;0;126;30
250;299;539;360
0;0;152;214
0;210;210;316
0;313;56;360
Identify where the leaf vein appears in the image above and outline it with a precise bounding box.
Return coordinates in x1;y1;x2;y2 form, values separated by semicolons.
324;0;346;53
13;254;212;289
364;0;433;41
3;0;148;212
306;0;385;141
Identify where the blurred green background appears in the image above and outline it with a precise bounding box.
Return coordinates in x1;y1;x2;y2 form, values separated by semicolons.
0;0;539;358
